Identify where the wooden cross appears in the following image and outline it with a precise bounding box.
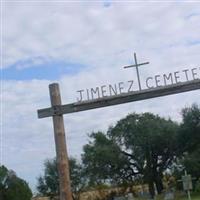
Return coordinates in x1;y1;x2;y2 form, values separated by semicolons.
124;53;149;90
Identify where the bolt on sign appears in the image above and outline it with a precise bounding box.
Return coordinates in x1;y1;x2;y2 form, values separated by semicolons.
37;53;200;200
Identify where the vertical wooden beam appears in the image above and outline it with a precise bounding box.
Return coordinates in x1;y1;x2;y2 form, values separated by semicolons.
49;83;73;200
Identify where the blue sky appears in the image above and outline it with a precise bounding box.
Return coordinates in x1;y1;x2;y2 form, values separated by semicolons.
3;59;85;80
2;1;200;192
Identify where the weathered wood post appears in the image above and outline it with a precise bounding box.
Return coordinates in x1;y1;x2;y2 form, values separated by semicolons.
49;83;73;200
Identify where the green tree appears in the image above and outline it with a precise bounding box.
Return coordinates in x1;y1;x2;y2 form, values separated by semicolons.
70;158;86;193
82;113;179;198
177;104;200;178
0;165;8;200
37;157;85;198
37;159;59;198
82;132;132;187
0;165;32;200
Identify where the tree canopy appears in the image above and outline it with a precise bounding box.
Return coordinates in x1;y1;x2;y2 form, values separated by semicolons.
177;104;200;178
37;157;85;198
82;131;131;186
82;113;179;197
0;165;32;200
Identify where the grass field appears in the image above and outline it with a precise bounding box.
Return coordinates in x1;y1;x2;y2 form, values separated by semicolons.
173;194;200;200
134;193;200;200
156;194;200;200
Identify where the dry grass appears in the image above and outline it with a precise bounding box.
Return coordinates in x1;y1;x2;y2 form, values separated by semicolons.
130;192;200;200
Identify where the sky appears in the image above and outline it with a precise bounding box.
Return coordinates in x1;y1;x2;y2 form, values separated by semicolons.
1;0;200;192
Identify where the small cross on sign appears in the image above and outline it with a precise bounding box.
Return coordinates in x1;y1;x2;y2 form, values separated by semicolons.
124;53;149;90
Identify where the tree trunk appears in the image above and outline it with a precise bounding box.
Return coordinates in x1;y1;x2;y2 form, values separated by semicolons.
148;180;155;198
155;176;164;194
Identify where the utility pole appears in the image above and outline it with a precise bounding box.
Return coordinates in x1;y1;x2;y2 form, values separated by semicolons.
49;83;73;200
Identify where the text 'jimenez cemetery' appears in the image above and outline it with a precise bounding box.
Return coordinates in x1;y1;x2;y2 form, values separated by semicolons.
76;67;200;102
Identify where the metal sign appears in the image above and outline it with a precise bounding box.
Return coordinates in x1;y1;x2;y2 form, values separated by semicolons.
182;175;193;191
38;53;200;118
38;79;200;118
76;53;200;102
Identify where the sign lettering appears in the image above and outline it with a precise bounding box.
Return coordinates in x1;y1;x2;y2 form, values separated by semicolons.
77;80;135;102
77;67;200;102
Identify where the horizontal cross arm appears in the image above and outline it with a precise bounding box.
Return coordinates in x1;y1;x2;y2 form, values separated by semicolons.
124;62;150;68
37;79;200;118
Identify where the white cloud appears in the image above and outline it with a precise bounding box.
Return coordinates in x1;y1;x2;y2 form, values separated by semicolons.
3;1;200;68
2;1;200;191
